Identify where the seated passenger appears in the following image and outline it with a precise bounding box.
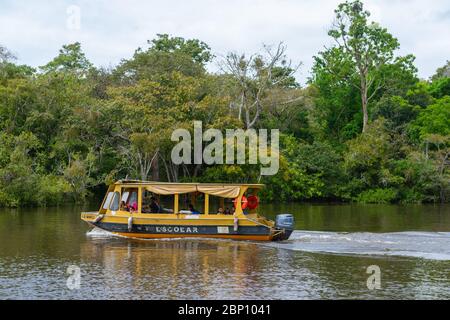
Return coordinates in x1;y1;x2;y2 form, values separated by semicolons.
224;207;231;214
130;201;138;213
218;207;224;214
150;197;161;213
142;193;152;213
142;204;151;213
188;204;200;214
120;201;129;212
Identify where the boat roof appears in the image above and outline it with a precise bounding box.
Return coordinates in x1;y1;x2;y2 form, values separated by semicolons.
114;180;264;188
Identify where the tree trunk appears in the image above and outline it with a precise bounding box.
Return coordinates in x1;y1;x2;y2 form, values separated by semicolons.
159;156;172;182
361;75;369;133
362;97;368;132
439;152;449;204
151;156;159;181
137;153;148;181
193;164;202;177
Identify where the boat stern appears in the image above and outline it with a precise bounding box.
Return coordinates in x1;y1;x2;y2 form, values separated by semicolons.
272;214;295;241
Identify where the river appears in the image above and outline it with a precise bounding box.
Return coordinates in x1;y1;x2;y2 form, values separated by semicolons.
0;203;449;299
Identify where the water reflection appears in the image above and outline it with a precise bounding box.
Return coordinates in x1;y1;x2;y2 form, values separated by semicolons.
79;235;272;299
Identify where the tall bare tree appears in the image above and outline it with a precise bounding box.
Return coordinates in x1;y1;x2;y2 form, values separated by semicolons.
221;42;300;129
328;0;400;132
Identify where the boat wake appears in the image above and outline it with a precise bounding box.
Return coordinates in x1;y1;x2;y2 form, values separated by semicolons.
262;230;450;261
86;227;115;238
86;227;450;261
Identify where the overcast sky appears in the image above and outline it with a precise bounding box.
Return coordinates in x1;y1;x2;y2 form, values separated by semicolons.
1;0;449;84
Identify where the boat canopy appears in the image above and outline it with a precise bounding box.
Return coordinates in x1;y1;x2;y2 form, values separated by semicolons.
115;180;263;198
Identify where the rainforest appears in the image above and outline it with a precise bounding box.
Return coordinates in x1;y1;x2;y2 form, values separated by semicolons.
0;0;448;207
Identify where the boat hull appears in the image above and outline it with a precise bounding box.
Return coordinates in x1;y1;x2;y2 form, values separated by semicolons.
90;221;274;241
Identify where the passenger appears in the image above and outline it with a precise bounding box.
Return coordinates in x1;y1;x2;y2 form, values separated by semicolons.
120;201;129;212
130;201;138;213
224;207;231;214
150;197;161;213
142;193;151;213
218;207;224;214
142;203;151;213
230;207;235;215
188;204;200;214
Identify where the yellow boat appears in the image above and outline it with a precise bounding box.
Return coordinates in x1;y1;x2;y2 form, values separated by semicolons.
81;180;294;241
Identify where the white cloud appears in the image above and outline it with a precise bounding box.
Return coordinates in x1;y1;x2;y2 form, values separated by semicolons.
1;0;449;84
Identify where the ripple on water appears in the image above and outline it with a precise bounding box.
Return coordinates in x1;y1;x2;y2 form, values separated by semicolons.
261;230;450;261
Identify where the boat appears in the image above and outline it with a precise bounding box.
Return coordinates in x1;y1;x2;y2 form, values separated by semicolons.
81;180;294;241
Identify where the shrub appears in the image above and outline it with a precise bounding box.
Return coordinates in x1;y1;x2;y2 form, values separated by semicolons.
356;188;398;203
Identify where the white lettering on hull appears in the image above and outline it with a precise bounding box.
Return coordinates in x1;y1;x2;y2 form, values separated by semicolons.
155;226;199;233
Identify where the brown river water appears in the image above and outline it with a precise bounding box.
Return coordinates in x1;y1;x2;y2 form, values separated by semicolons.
0;203;449;299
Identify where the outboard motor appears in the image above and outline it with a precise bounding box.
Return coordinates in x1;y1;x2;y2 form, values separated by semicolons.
275;214;295;240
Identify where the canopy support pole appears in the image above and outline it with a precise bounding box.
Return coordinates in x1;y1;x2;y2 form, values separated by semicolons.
204;194;209;215
174;194;179;214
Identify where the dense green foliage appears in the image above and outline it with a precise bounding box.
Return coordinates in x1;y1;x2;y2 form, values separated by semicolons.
0;1;448;207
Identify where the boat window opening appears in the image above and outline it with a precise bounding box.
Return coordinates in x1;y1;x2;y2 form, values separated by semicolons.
141;191;174;214
110;192;120;211
180;193;203;214
206;195;233;215
179;194;189;213
119;188;138;212
158;194;174;213
102;192;114;209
